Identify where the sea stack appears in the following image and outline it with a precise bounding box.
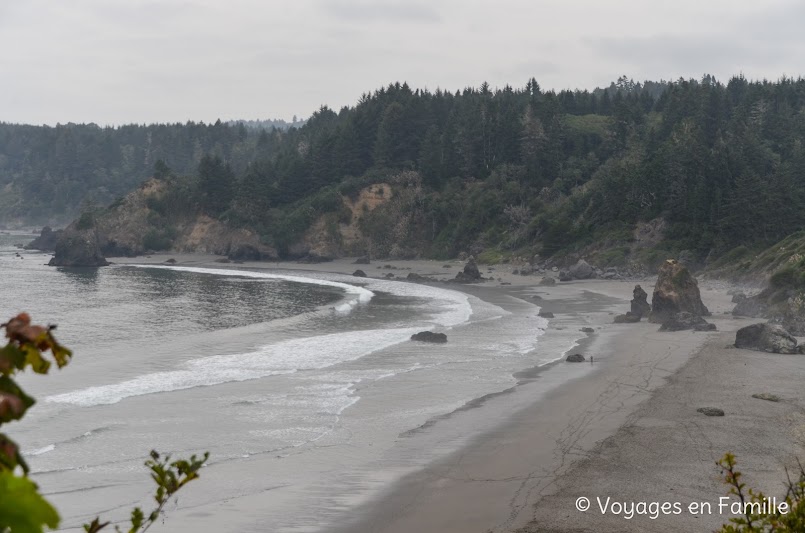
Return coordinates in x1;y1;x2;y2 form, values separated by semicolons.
648;259;709;324
48;217;110;267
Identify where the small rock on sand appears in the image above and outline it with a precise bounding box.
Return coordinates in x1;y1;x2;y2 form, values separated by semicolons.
538;311;554;318
751;393;780;402
566;353;585;363
580;327;594;333
352;270;367;277
410;331;448;343
697;407;725;417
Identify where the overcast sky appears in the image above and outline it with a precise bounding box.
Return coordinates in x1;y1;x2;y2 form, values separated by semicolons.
2;0;804;125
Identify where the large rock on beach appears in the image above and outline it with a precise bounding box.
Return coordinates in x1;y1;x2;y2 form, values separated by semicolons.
630;285;651;318
25;226;63;252
648;259;709;324
49;222;109;267
411;331;448;344
734;323;798;354
658;311;716;332
614;312;640;323
352;269;367;277
569;259;594;279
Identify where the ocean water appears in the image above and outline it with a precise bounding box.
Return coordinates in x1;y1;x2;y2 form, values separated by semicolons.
0;232;576;532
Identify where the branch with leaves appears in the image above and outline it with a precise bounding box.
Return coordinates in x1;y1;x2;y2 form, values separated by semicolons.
717;452;805;532
0;313;208;533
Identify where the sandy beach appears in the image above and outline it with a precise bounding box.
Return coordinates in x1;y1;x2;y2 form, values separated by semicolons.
109;253;805;532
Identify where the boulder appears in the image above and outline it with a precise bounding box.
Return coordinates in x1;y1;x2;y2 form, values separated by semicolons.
24;226;63;252
569;259;594;279
566;353;585;363
352;269;367;277
731;292;747;304
519;266;534;276
580;327;595;333
558;270;572;282
648;259;710;324
658;311;714;332
410;331;447;344
734;323;798;354
539;276;556;286
538;310;554;318
614;312;641;323
630;284;651;318
48;223;109;267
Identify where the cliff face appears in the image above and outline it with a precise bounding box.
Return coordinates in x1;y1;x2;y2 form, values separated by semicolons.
297;183;393;260
93;179;278;260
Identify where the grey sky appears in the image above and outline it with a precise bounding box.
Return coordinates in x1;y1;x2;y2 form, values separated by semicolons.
1;0;803;125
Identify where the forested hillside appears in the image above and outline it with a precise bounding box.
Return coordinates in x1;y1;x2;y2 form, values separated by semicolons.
8;75;805;267
0;120;283;223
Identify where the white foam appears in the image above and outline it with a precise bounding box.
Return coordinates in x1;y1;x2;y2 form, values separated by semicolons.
27;444;56;456
46;327;421;406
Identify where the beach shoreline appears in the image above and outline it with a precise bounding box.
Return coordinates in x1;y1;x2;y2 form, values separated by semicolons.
109;253;805;532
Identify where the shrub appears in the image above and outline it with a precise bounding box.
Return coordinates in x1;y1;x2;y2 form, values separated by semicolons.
717;452;805;532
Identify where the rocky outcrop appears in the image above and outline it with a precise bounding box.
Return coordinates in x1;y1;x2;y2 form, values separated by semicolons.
630;285;651;318
734;323;798;354
614;313;640;323
49;223;109;267
25;226;63;252
566;353;585;362
648;259;710;324
539;276;556;286
731;279;805;336
410;331;447;343
454;257;482;283
558;270;572;282
352;269;367;277
72;179;279;260
658;312;716;332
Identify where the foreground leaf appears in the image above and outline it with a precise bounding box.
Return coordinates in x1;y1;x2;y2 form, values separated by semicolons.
0;470;60;533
